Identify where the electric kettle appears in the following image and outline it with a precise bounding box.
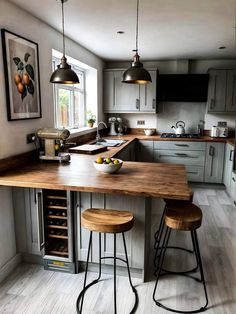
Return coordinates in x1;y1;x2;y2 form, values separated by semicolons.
171;121;186;135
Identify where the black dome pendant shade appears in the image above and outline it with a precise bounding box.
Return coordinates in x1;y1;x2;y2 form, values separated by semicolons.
50;0;79;84
122;52;151;84
122;0;151;84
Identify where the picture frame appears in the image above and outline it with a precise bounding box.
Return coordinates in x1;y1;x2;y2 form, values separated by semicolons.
1;29;42;121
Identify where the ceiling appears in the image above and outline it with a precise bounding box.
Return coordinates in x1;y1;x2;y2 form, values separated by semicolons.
10;0;236;61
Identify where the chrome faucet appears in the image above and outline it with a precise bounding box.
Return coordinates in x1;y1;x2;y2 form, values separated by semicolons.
96;121;108;142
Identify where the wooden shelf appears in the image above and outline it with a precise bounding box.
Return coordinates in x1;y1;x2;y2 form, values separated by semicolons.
47;215;67;220
48;234;68;239
48;225;67;230
48;250;68;256
46;195;67;200
47;205;67;210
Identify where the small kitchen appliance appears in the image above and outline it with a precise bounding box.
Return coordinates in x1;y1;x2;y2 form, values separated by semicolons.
171;121;186;135
108;117;118;136
211;126;228;138
36;128;71;162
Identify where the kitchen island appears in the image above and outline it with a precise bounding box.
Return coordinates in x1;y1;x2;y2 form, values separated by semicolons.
0;152;190;281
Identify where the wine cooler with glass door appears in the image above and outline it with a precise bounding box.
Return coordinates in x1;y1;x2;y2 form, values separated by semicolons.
37;189;77;273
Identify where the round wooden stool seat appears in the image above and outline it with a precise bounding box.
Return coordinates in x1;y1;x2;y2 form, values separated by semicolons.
81;208;134;233
165;203;202;231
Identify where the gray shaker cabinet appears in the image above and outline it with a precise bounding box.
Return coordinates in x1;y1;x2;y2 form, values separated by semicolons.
226;70;236;112
137;140;154;162
13;188;42;256
204;142;225;183
207;69;236;113
223;143;234;193
104;69;139;113
103;69;157;113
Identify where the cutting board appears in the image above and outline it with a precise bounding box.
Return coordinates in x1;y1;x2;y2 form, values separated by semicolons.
69;144;107;155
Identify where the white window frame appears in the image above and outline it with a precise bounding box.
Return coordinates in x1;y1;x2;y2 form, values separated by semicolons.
52;57;86;129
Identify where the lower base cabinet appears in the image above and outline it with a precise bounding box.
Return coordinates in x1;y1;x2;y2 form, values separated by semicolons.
204;142;225;183
230;172;236;204
76;192;151;274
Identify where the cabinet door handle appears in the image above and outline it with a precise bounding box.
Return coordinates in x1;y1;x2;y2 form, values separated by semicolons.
152;99;156;109
136;99;140;110
209;145;215;156
37;191;45;252
232;177;236;182
175;144;189;147
210;99;215;109
175;153;188;157
230;149;234;161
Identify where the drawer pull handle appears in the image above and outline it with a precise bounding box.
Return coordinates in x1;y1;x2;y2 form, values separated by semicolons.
175;144;189;147
233;177;236;182
175;153;188;157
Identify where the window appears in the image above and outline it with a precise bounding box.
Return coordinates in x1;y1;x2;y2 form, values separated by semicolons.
53;57;86;129
52;50;98;131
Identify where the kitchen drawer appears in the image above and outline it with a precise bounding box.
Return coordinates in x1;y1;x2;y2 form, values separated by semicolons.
153;150;205;166
154;141;206;151
186;166;204;182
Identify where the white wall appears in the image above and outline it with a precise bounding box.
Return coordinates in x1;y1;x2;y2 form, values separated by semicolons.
0;0;104;159
106;59;236;133
0;0;104;272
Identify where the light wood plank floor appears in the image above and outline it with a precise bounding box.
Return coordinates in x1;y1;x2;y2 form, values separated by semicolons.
0;187;236;313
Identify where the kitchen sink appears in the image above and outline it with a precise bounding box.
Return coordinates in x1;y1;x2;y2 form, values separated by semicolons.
91;139;127;147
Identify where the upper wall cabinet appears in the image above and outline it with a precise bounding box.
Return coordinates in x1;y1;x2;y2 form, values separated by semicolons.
103;69;157;113
207;69;236;113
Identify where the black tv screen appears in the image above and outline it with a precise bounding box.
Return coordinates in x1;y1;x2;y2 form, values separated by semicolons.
156;74;209;102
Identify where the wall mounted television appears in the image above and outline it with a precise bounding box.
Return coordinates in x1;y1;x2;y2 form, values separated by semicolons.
156;74;209;102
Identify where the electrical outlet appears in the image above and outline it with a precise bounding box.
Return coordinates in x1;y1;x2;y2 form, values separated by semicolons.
137;120;145;125
27;133;36;144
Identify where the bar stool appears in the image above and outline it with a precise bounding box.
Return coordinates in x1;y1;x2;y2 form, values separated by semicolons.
153;191;196;271
153;202;208;313
76;208;138;314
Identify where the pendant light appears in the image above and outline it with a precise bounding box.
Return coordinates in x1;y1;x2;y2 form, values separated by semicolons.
122;0;151;84
50;0;79;84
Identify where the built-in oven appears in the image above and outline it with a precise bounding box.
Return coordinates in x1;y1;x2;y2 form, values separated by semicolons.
37;189;77;273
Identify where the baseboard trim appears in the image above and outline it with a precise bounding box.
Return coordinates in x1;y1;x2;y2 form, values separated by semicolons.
0;253;21;283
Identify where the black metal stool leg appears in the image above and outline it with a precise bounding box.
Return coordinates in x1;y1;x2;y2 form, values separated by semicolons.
76;231;93;313
122;232;138;313
114;233;117;314
153;226;172;300
193;230;208;310
76;231;138;314
153;228;209;313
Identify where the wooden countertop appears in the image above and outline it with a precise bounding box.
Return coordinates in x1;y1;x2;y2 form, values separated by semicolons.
0;133;234;201
107;134;235;145
0;154;190;200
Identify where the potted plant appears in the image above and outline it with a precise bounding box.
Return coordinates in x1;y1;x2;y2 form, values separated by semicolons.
86;111;96;127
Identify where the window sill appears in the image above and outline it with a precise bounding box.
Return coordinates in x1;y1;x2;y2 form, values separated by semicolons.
68;126;97;138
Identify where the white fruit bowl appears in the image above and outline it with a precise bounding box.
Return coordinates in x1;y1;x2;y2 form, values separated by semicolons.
93;158;123;173
144;129;155;136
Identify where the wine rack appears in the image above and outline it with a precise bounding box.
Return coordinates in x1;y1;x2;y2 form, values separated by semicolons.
43;190;69;258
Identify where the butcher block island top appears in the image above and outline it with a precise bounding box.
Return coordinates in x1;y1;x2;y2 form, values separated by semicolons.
0;153;190;200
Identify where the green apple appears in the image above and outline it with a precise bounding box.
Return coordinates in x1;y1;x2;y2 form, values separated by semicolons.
105;157;111;164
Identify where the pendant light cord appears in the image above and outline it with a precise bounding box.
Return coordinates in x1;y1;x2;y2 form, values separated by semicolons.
61;0;66;56
135;0;139;53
